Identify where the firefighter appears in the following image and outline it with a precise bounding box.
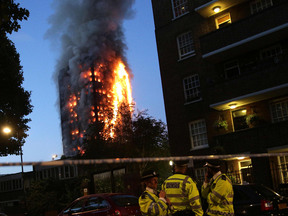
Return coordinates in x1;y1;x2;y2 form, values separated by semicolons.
201;160;234;216
162;160;203;216
139;170;171;216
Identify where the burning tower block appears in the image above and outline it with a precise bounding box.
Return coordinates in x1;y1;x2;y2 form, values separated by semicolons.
59;60;132;157
47;0;135;157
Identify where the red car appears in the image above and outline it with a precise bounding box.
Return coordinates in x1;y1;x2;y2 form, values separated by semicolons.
58;193;141;216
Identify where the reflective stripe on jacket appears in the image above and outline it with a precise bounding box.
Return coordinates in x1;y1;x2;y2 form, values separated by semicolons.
201;174;234;216
139;190;169;216
162;174;203;216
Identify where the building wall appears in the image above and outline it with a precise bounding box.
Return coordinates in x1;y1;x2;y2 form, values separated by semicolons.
151;0;288;189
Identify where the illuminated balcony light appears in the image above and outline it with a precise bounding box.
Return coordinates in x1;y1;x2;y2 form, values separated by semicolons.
213;6;221;13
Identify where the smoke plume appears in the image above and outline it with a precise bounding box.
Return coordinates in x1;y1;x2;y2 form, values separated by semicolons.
45;0;135;156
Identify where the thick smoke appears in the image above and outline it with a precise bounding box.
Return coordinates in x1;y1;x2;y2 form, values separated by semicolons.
45;0;135;156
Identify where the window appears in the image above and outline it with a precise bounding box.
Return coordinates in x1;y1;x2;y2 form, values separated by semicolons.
111;195;139;207
195;167;206;182
172;0;188;19
260;44;282;59
250;0;273;14
177;32;195;60
270;98;288;123
0;179;22;192
232;108;249;131
98;197;109;209
224;60;240;79
278;156;288;183
215;13;231;29
59;165;78;179
63;199;86;214
85;197;100;211
189;119;208;150
183;75;201;103
238;159;252;184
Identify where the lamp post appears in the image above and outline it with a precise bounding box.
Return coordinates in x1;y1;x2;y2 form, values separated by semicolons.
3;127;27;215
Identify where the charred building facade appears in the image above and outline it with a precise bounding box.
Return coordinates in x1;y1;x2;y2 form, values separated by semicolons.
59;61;132;157
151;0;288;190
51;1;134;157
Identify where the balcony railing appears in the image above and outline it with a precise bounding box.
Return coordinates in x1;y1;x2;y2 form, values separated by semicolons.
212;120;288;154
206;58;288;104
200;1;288;56
194;0;215;9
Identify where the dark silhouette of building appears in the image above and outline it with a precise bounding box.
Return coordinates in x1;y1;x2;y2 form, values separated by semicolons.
151;0;288;190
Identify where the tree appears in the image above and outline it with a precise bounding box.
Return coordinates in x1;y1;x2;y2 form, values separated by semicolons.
129;110;170;175
26;177;84;216
0;1;32;156
0;0;29;35
82;107;170;175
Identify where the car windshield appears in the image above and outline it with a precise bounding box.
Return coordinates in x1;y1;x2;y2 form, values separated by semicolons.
249;184;279;198
111;195;139;207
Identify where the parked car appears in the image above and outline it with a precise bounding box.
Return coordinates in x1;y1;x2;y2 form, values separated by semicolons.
58;193;141;216
233;184;288;215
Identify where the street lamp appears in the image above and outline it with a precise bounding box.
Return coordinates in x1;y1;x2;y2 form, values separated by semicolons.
3;127;27;215
3;128;11;133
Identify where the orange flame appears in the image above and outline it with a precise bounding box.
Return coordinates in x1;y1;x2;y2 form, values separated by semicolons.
108;61;133;137
66;60;133;152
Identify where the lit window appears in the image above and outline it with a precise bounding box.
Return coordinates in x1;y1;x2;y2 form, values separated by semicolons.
278;156;288;183
232;108;249;131
183;74;201;103
215;13;231;29
189;119;208;150
172;0;188;19
224;60;240;79
177;32;194;59
250;0;273;14
270;98;288;123
260;44;282;59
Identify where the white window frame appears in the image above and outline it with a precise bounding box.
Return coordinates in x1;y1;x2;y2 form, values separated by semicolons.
171;0;189;19
270;97;288;123
215;13;231;29
238;159;252;184
250;0;273;14
224;60;240;79
177;32;195;60
183;74;202;104
189;119;209;150
278;156;288;183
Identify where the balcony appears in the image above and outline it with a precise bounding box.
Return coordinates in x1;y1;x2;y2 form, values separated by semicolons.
199;1;288;62
195;0;248;18
211;120;288;154
207;54;288;110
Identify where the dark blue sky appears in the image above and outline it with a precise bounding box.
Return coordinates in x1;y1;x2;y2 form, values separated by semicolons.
1;0;166;174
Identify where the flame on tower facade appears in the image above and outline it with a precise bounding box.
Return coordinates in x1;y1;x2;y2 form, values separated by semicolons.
46;0;135;156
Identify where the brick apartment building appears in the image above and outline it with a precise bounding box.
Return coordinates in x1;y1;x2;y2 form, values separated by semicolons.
151;0;288;190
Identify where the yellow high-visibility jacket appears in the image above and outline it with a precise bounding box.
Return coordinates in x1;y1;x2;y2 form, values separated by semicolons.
162;173;203;216
201;174;234;216
139;190;170;216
